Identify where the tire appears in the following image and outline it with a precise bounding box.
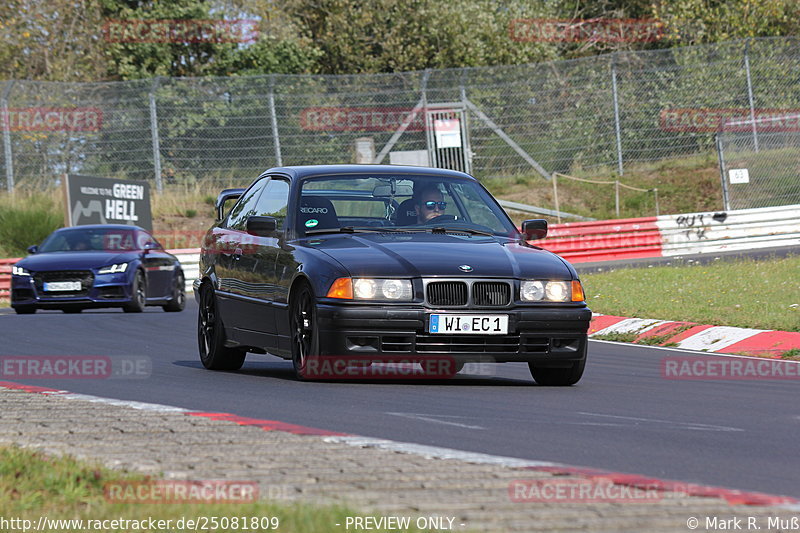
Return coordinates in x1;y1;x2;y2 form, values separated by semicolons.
13;306;36;315
529;359;586;386
197;284;245;370
123;270;146;313
289;283;319;381
162;272;186;312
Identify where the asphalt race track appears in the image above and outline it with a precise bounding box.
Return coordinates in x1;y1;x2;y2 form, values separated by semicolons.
1;301;798;499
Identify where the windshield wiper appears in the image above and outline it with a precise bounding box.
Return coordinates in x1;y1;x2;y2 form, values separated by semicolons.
305;226;495;237
305;226;408;235
428;226;494;236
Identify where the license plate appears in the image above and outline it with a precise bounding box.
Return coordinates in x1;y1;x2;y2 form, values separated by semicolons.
429;314;508;335
43;281;82;292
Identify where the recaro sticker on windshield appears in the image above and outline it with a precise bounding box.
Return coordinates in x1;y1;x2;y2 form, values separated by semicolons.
305;219;319;228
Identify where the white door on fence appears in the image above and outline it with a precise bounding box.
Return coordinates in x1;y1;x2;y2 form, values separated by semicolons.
425;108;471;174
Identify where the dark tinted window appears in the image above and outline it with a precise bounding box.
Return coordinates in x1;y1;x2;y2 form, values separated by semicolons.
253;178;290;230
226;178;269;230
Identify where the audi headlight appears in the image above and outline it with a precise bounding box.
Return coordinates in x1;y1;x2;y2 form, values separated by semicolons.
12;266;31;276
327;278;413;301
98;263;129;274
521;280;583;302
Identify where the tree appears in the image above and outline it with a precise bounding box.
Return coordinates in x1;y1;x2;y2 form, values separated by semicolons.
0;0;107;81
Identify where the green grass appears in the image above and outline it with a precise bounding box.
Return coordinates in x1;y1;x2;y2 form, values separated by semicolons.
0;191;63;258
0;446;436;533
481;151;722;224
582;255;800;332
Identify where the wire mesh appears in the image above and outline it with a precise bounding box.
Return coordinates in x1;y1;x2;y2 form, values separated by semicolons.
0;37;798;204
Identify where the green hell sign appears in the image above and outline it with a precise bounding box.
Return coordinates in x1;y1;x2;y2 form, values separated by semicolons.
64;174;153;231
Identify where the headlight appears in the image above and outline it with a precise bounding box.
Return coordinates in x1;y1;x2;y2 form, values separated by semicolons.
327;278;413;301
98;263;129;274
520;280;544;301
12;266;30;276
545;281;569;302
521;280;583;302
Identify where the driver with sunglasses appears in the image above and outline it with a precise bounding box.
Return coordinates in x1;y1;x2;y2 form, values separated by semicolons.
414;185;448;224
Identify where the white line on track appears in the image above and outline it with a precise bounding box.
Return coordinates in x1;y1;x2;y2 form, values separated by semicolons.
324;436;557;467
386;412;486;430
578;412;744;432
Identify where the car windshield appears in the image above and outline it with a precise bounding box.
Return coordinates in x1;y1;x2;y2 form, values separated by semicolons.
39;228;150;253
297;174;517;237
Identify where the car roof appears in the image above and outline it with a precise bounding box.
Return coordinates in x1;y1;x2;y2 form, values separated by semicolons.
55;224;146;232
263;165;477;182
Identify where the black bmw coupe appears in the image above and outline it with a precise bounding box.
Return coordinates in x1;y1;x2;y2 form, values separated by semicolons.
195;165;591;385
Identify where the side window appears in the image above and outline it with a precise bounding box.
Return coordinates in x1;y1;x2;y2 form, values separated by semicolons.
254;178;290;230
137;231;162;250
226;178;269;230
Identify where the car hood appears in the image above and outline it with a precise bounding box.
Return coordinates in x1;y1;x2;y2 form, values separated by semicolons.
16;251;138;271
302;233;574;279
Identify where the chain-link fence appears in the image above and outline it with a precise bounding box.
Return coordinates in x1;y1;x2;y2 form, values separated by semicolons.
2;37;799;195
717;125;800;210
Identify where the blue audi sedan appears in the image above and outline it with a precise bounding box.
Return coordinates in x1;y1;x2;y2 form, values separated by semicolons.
10;225;185;314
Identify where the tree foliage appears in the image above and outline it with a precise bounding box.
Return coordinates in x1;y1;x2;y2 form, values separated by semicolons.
0;0;797;80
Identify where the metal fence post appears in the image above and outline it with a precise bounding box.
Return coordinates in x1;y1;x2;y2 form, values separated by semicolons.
611;54;624;176
422;69;432;166
716;133;730;211
744;40;759;153
269;75;282;166
149;77;163;193
1;80;15;193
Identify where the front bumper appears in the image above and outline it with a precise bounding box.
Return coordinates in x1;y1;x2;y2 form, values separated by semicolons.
10;273;133;308
315;303;591;365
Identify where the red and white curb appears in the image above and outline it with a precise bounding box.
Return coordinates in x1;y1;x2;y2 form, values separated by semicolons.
590;314;800;357
1;380;798;509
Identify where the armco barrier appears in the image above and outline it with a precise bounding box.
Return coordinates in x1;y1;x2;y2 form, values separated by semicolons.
536;217;663;262
656;204;800;256
0;258;14;300
538;204;800;263
0;250;198;301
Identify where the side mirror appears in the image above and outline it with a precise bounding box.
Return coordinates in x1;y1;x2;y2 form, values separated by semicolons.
215;188;246;221
521;219;548;240
142;241;159;253
246;216;278;237
27;245;39;254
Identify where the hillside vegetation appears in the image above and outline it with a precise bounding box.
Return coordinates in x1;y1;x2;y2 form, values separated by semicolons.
0;152;723;257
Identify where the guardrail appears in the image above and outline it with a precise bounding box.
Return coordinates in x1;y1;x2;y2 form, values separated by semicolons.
2;204;798;300
536;217;663;263
0;258;14;300
537;204;800;263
